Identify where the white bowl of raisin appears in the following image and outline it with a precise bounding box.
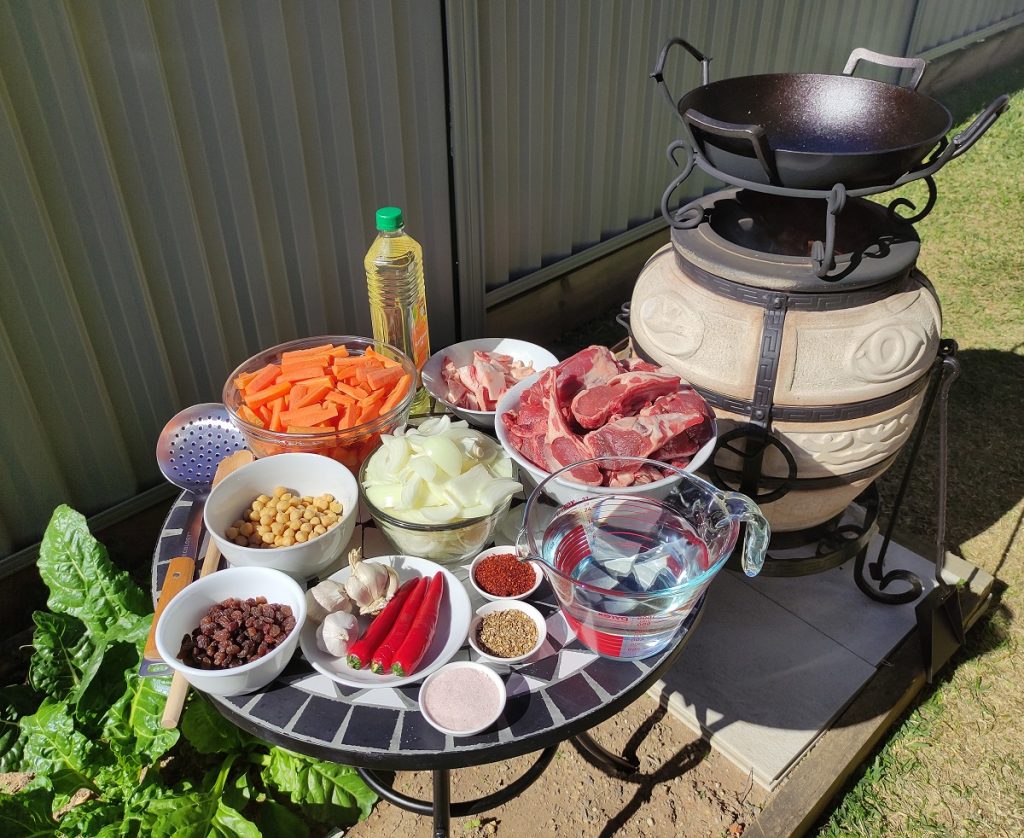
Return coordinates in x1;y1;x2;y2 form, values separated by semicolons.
155;566;307;696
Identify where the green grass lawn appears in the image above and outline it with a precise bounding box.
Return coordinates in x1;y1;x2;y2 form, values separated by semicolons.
819;61;1024;837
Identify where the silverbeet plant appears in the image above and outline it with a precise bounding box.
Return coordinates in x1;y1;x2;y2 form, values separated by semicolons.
0;505;377;836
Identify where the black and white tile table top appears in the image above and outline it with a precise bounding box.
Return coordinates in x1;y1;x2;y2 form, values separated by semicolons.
153;490;704;770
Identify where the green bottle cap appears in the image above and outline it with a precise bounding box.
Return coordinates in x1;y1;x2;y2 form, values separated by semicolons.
375;207;404;231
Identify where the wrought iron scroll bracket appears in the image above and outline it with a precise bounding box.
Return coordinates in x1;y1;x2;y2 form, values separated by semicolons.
853;339;959;604
887;175;938;225
660;140;704;229
811;184;848;278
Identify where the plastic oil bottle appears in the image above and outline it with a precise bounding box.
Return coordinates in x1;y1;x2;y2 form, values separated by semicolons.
364;206;430;413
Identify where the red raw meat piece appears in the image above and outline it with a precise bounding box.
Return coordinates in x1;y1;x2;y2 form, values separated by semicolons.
570;370;681;430
626;358;661;372
504;368;601;485
553;345;620;405
606;463;665;487
584;410;706;465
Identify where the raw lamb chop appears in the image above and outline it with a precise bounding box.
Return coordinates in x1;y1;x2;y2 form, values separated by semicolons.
503;368;601;484
570;370;681;429
584;408;706;465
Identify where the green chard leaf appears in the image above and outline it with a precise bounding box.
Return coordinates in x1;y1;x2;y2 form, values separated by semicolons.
182;695;260;755
0;788;58;836
101;669;179;769
263;747;376;825
256;798;310;838
28;612;91;699
37;505;150;640
29;610;148;727
19;701;104;798
55;799;124;836
147;756;261;838
148;796;262;838
0;685;40;773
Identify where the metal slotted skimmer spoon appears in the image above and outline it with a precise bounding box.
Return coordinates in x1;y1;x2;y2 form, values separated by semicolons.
156;403;249;557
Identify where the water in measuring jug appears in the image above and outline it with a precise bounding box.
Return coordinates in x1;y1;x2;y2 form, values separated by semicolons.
541;495;712;658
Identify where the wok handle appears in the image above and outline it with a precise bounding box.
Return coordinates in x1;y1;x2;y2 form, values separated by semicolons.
949;94;1010;159
683;108;781;185
843;48;926;90
650;37;711;122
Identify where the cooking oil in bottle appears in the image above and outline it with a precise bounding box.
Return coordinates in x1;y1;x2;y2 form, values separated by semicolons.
364;207;430;413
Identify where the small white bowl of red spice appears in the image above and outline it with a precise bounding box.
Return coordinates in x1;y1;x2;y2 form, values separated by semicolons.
469;545;543;601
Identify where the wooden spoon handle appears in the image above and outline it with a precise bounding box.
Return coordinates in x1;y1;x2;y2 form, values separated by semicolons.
160;673;189;729
159;449;255;729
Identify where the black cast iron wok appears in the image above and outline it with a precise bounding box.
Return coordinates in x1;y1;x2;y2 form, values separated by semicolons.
652;39;1008;190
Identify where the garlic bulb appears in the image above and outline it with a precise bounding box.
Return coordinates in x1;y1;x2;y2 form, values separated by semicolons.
306;579;351;624
316;610;359;657
344;548;399;615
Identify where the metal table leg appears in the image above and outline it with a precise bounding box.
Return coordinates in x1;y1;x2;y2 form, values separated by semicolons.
433;769;450;838
356;746;559;836
573;730;639;774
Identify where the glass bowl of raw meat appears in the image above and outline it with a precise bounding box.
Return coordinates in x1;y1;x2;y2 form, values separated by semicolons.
421;338;558;429
494;345;718;505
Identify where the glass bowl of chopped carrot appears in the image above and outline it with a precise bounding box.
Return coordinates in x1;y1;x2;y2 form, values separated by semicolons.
223;336;418;472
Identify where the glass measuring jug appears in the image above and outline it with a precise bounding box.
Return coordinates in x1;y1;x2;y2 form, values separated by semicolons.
518;456;770;659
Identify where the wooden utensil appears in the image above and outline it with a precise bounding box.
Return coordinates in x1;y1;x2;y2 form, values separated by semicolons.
160;449;255;729
140;556;196;675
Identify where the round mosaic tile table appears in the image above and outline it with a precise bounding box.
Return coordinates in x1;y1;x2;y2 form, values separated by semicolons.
153;489;705;834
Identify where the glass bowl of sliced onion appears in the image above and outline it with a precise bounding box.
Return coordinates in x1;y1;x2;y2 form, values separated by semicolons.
358;417;523;566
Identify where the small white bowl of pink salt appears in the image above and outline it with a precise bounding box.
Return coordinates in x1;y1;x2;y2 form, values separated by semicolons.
418;661;506;737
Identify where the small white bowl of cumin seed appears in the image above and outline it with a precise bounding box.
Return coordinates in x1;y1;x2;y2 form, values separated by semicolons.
467;599;547;665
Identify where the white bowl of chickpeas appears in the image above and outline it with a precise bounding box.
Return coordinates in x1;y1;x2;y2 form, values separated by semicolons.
204;453;359;582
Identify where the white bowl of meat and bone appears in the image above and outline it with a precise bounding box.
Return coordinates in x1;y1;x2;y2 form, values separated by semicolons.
421;338;558;429
495;345;716;505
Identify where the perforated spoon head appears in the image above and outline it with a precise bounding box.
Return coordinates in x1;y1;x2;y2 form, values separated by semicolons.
156;403;249;495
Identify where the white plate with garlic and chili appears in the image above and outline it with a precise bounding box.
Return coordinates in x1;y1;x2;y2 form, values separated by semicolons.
299;552;471;689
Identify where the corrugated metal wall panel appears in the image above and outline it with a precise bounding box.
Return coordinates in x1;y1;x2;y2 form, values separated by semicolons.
908;0;1024;54
0;0;454;558
448;0;924;323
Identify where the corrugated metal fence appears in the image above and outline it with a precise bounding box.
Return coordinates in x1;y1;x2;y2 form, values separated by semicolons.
1;0;1021;561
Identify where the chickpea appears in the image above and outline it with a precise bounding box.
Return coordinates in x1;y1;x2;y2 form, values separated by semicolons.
229;488;342;548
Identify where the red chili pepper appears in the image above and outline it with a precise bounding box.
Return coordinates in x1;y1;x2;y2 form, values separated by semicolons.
370;576;428;673
390;572;445;677
345;578;417;670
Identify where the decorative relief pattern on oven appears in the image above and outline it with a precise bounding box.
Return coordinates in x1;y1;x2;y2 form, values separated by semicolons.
786;413;917;470
848;292;935;384
638;291;705;360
